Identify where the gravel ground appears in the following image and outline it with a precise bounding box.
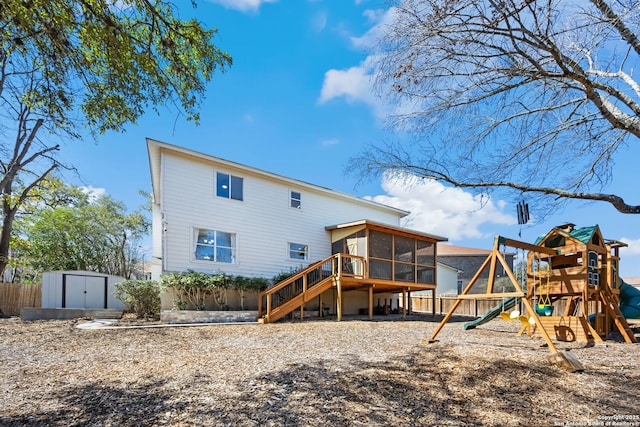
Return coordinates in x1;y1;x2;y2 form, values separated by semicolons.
1;315;639;427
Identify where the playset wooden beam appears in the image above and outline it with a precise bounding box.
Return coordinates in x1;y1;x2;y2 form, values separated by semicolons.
496;236;559;255
429;225;639;372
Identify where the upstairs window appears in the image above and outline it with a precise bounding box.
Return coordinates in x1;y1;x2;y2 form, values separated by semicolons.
289;243;308;260
290;191;301;209
217;172;243;201
194;228;236;264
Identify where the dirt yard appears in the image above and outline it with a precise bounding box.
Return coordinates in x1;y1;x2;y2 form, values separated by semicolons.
1;315;639;427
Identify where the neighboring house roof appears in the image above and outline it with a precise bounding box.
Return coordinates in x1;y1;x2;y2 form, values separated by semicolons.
437;261;463;273
325;219;448;242
147;138;410;218
624;277;640;287
437;244;493;256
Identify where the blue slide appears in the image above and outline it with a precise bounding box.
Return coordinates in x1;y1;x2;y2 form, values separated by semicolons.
463;297;518;330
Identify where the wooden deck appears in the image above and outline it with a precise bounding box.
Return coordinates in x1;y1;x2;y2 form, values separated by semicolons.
257;253;436;323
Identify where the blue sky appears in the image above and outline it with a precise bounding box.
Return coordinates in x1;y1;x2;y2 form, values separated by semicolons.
61;0;640;278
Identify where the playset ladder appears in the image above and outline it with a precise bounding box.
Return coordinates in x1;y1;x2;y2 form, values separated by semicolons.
598;286;637;343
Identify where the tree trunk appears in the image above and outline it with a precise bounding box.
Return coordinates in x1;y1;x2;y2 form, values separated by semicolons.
0;200;18;279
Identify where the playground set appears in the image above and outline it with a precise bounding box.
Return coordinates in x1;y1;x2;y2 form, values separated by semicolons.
428;223;640;370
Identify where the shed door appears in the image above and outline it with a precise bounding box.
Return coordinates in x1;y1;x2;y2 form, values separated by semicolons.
63;274;107;309
84;276;107;308
65;275;86;308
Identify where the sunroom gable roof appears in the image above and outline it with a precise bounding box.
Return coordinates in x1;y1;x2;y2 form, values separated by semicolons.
325;219;448;242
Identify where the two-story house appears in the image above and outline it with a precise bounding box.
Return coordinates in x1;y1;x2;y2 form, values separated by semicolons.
148;138;448;321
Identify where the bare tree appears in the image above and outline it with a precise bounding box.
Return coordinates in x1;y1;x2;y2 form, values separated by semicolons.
354;0;640;215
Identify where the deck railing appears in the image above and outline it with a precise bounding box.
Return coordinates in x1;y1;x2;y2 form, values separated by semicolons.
258;253;365;321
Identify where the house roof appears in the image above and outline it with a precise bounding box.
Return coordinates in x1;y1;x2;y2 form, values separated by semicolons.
624;276;640;286
437;244;493;256
325;219;448;242
147;138;410;218
437;261;463;273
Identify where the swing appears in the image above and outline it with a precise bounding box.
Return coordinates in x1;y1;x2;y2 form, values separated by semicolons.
499;243;514;321
535;257;554;316
499;247;522;321
499;289;513;321
527;255;539;325
508;249;524;319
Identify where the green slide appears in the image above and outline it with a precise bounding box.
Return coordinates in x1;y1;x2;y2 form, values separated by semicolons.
463;297;518;330
620;280;640;321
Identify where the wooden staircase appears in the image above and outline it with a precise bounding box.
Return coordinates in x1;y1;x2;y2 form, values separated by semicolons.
257;253;364;324
598;284;637;343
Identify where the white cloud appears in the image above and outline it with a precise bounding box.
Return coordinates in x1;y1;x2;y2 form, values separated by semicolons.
362;9;384;25
318;8;401;120
350;7;396;49
620;238;640;256
80;185;106;203
320;138;340;147
318;62;388;119
205;0;276;12
318;65;371;103
365;172;516;240
312;10;327;32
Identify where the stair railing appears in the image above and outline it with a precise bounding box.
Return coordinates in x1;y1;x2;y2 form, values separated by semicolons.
258;253;365;321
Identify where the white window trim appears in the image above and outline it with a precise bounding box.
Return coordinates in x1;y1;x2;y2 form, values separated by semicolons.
289;189;302;210
192;227;238;265
215;171;245;202
287;242;309;262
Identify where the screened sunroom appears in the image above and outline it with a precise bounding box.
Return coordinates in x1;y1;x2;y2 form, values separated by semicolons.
259;220;448;323
326;220;447;292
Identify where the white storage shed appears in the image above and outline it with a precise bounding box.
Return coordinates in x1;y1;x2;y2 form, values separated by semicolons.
41;271;125;310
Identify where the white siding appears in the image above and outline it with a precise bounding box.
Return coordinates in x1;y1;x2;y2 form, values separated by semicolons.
411;263;459;296
436;264;460;295
156;150;404;280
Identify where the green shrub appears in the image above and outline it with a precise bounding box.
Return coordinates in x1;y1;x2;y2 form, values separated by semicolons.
161;270;271;311
161;270;231;310
114;280;161;319
271;266;304;285
232;276;269;309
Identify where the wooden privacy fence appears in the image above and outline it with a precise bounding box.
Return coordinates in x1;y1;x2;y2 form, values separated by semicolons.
0;283;41;316
411;294;567;318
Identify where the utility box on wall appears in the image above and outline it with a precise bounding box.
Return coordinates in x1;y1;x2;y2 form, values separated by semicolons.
41;271;125;310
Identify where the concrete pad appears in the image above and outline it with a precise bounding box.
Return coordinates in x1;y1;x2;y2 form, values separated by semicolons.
20;308;123;321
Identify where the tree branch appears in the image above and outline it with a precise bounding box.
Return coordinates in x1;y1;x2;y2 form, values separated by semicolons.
589;0;640;56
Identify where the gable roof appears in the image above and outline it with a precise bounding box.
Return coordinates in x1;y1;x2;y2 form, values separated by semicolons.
147;138;410;218
325;219;448;242
568;225;599;244
534;224;604;248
